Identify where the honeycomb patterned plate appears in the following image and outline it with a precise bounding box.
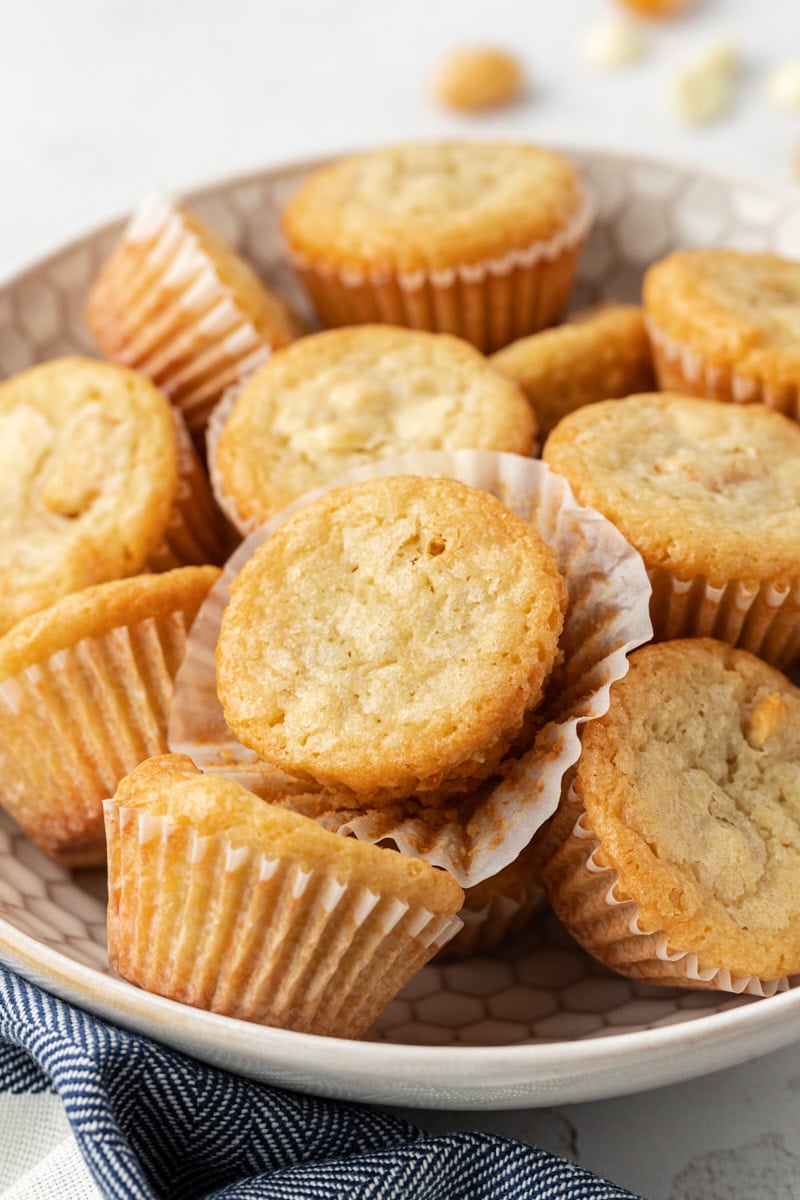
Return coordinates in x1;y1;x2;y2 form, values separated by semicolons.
2;149;800;1109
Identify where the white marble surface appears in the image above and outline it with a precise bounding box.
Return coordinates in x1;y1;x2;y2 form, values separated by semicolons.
399;1047;800;1197
3;0;800;277
3;0;800;1197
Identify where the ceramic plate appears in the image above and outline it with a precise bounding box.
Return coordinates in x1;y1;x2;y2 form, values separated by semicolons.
2;148;800;1110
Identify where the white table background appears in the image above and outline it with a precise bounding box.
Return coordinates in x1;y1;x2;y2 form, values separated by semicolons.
2;0;800;1196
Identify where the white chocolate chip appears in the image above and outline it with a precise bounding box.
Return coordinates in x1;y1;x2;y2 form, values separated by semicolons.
579;19;644;70
704;39;739;78
291;419;376;454
766;60;800;111
670;39;739;124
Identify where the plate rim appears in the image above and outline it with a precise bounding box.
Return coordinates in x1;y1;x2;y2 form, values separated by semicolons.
4;141;800;299
2;144;800;1107
3;905;800;1105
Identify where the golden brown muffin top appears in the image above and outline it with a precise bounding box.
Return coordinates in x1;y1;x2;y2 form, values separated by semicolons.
0;357;179;635
0;566;219;681
576;639;800;979
644;249;800;388
491;305;654;439
215;325;535;527
217;475;566;800
542;393;800;581
115;754;464;914
282;141;586;274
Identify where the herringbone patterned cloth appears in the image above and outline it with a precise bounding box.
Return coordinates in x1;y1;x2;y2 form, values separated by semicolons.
0;966;640;1199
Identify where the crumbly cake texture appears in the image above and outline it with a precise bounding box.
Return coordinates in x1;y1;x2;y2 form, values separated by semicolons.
542;393;800;581
0;356;178;636
216;475;566;800
214;325;536;526
491;305;654;438
0;566;220;680
644;250;800;389
282;141;586;274
573;639;800;978
115;755;463;914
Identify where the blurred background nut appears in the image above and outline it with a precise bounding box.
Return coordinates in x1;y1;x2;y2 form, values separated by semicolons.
432;45;524;112
615;0;692;15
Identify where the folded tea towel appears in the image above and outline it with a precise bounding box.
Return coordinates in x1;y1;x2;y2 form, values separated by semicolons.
0;966;639;1200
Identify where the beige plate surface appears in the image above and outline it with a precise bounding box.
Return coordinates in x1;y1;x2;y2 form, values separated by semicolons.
2;148;800;1108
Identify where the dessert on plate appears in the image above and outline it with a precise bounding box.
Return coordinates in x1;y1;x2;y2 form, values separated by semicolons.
543;392;800;666
0;356;222;636
538;639;800;991
282;140;591;352
0;567;219;865
216;474;567;802
174;447;651;898
210;324;536;532
644;249;800;419
9;140;798;1046
86;195;305;439
105;754;463;1037
491;304;654;439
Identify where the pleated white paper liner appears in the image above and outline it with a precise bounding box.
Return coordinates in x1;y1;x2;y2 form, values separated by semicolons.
647;565;800;671
169;450;653;890
647;318;800;421
639;319;800;670
205;384;254;536
539;783;789;997
437;887;546;962
87;193;282;440
273;784;548;960
104;800;461;1038
286;193;594;355
0;611;194;868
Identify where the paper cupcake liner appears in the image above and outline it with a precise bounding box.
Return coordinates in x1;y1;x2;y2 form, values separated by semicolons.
90;194;279;438
437;835;547;960
205;385;257;537
169;449;653;889
647;319;800;420
648;566;800;669
437;884;546;962
540;784;788;997
288;197;593;355
104;801;461;1038
0;612;192;867
147;410;227;571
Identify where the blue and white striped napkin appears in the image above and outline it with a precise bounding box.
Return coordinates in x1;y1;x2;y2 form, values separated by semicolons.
0;966;639;1199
